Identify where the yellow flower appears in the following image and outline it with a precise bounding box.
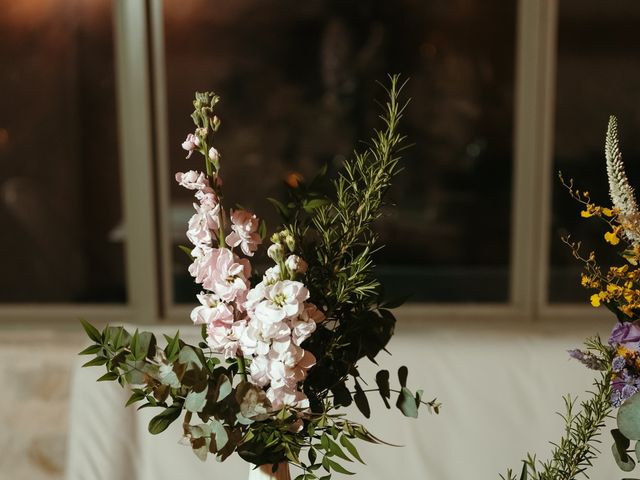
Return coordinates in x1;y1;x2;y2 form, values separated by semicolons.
602;207;614;217
581;210;594;218
618;345;633;357
590;293;601;307
605;230;620;245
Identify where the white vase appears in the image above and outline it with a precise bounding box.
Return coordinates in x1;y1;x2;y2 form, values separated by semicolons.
247;463;291;480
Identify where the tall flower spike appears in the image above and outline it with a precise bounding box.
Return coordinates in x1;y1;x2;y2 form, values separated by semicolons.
605;115;640;245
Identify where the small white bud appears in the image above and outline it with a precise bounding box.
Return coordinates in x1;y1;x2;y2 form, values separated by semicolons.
208;147;220;162
285;255;307;274
267;243;284;261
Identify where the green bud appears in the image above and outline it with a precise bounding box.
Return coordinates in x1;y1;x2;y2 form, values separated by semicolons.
284;233;295;251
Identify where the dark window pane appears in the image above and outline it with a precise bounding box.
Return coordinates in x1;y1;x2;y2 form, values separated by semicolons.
550;0;640;303
0;0;125;303
164;0;515;303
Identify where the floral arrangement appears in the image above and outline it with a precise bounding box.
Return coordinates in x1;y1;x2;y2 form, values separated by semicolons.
79;75;438;479
501;117;640;480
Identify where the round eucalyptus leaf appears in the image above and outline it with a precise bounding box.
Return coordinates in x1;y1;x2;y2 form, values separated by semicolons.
619;392;640;440
612;443;636;472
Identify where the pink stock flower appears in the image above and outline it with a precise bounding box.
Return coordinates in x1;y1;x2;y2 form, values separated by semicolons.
239;324;272;357
187;201;221;247
267;386;310;410
300;303;325;323
290;317;317;346
254;280;309;324
195;190;218;207
190;293;234;326
181;133;200;158
175;170;211;191
263;265;281;284
249;355;271;387
226;210;261;257
240;319;290;357
201;248;251;302
207;320;246;359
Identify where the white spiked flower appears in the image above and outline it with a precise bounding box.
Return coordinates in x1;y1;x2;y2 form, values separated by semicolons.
605;115;640;245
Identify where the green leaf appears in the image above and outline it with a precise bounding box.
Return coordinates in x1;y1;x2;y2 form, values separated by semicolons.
375;370;391;408
267;197;290;219
123;360;150;385
397;366;408;388
613;429;631;455
340;436;365;464
125;390;146;407
612;442;636;472
78;344;101;356
619;392;640;440
135;332;156;360
201;324;207;341
518;461;528;480
106;326;131;350
379;294;411;309
164;331;181;361
154;364;176;387
324;458;354;475
353;381;371;418
178;245;194;259
178;345;204;369
185;386;208;413
148;405;182;435
327;437;351;462
210;419;229;452
80;319;102;343
331;382;353;407
396;387;419;418
82;357;108;368
96;371;119;382
320;433;330;451
308;447;317;465
216;374;232;402
259;219;267;240
303;198;330;213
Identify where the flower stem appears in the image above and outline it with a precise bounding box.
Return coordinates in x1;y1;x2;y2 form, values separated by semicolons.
237;354;248;382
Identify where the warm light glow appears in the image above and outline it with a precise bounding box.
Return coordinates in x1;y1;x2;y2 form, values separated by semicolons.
285;172;303;188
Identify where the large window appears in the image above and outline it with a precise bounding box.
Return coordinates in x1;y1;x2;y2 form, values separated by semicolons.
549;0;640;304
0;0;124;304
162;0;516;304
0;0;626;323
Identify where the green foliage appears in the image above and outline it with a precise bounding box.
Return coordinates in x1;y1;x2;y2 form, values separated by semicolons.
500;337;613;480
619;392;640;440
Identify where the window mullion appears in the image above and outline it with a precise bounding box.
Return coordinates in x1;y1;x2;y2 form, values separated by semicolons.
113;0;158;323
148;0;173;321
510;0;558;319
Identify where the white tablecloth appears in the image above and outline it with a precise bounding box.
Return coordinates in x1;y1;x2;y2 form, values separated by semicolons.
66;321;622;480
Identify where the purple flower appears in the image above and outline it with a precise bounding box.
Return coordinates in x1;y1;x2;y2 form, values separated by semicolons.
622;384;638;401
612;356;627;372
612;389;622;407
609;321;640;349
567;349;606;370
